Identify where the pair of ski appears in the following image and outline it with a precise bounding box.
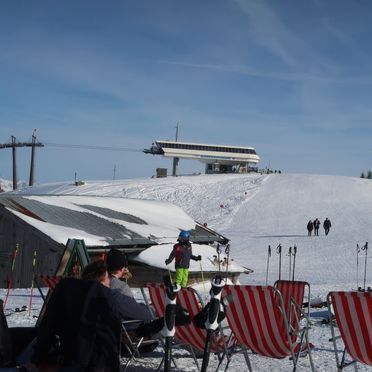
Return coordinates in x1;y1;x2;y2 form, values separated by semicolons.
162;242;230;371
160;275;225;372
265;244;298;284
356;242;369;291
3;245;37;317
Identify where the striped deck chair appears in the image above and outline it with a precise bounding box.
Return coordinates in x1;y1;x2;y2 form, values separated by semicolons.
327;291;372;370
274;280;311;342
147;283;236;370
224;285;315;372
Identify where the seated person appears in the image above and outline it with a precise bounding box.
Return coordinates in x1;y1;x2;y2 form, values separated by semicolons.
31;260;152;371
0;299;12;367
106;248;134;298
82;260;151;322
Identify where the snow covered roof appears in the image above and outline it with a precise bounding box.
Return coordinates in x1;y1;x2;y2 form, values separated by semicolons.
0;195;227;251
133;243;247;273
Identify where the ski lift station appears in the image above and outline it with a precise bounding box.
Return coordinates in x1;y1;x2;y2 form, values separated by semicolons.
144;140;260;175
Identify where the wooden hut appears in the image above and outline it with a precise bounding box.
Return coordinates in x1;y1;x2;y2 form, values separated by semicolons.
0;195;247;288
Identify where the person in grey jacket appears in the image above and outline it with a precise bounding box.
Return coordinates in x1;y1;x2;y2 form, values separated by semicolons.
106;248;134;298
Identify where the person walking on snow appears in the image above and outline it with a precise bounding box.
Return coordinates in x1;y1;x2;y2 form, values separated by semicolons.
323;218;332;236
307;220;314;236
313;218;320;236
165;231;201;287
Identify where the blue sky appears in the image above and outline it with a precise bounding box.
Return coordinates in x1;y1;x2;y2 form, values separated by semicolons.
0;0;371;183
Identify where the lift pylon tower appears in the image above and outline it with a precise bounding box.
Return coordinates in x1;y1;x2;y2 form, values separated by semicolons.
0;132;44;190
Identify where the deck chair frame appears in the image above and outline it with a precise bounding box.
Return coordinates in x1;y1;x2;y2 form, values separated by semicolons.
35;239;90;326
224;285;315;372
274;280;311;342
327;291;372;371
120;319;159;371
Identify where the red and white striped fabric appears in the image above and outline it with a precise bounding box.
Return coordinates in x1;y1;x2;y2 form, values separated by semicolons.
39;275;62;290
224;285;299;359
147;283;231;352
329;291;372;366
274;280;308;340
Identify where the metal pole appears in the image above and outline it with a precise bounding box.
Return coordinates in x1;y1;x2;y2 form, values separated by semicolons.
175;121;180;142
265;245;271;285
216;244;221;273
172;157;179;177
357;244;360;289
29;131;36;186
288;247;292;280
172;122;180;177
12;136;17;190
276;244;282;280
292;245;297;281
29;251;37;315
363;242;368;291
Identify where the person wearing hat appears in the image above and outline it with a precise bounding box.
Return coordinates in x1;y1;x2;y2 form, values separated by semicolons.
165;230;201;287
106;249;134;298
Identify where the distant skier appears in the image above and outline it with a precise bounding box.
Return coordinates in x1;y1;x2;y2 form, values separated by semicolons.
323;218;332;236
165;231;201;287
307;220;314;236
313;218;320;236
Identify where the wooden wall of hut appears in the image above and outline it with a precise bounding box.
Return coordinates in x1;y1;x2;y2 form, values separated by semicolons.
0;206;65;288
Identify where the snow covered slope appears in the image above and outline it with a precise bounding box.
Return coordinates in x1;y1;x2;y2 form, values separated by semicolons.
5;173;372;371
13;173;372;297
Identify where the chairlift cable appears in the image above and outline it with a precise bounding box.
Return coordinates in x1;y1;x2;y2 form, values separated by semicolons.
44;142;141;152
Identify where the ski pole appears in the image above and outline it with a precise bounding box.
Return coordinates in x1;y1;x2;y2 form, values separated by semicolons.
362;242;368;291
216;244;221;273
225;244;230;282
276;244;282;281
4;244;19;309
29;251;37;316
201;275;225;372
357;243;360;290
292;245;297;281
161;277;180;372
265;245;271;285
288;247;292;281
166;265;174;286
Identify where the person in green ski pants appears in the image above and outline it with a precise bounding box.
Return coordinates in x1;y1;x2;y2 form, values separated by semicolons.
165;231;201;287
